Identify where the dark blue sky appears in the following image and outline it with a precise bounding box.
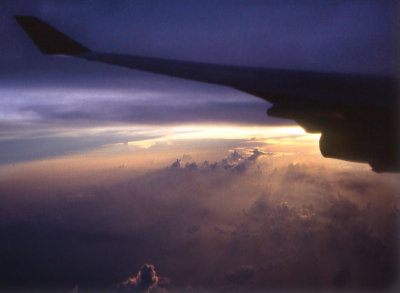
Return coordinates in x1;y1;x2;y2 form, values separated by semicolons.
1;0;397;78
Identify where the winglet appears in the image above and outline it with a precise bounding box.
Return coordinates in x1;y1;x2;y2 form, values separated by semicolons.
14;16;89;55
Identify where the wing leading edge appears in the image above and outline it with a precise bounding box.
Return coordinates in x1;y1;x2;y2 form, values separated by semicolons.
15;16;399;172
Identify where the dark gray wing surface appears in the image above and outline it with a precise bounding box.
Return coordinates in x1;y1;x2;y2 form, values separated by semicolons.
15;16;399;172
14;16;89;55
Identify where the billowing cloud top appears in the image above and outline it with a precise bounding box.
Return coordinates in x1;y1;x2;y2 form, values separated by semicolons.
118;264;159;292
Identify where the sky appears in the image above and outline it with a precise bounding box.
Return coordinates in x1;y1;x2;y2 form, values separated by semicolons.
0;0;399;292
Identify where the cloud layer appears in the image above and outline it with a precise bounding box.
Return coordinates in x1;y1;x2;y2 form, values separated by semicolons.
0;150;398;291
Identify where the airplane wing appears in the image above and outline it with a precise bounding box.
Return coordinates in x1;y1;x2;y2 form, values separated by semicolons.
14;16;399;172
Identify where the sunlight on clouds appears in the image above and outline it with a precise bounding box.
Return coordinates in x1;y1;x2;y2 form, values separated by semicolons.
127;124;320;149
0;122;370;184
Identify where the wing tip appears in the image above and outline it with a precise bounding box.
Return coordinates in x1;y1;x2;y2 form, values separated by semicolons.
14;15;90;55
